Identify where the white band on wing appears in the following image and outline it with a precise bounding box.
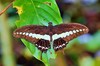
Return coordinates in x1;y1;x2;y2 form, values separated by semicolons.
15;32;50;41
52;29;85;41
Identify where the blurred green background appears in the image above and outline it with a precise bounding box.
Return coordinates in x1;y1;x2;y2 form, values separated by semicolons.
0;0;100;66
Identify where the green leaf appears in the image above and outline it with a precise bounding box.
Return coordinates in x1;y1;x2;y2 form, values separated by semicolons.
13;0;62;66
13;0;62;27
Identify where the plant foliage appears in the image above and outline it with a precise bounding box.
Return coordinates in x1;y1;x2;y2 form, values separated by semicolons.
13;0;62;66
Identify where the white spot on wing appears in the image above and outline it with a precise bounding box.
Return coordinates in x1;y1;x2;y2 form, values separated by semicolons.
62;44;65;46
80;29;82;31
76;30;79;32
73;30;76;33
26;33;29;36
23;32;25;35
59;45;62;48
83;29;85;31
17;32;19;34
36;44;38;46
20;32;22;34
45;47;48;49
42;47;45;49
56;46;59;49
39;45;41;48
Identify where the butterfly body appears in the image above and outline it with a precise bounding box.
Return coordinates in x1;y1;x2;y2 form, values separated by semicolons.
13;22;89;52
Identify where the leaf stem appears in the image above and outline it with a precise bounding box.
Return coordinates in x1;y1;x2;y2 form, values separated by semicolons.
0;1;13;15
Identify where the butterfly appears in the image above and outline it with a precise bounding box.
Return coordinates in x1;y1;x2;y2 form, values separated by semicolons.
13;22;89;52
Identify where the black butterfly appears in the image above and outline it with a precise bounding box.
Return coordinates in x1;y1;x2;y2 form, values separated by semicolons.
13;22;89;52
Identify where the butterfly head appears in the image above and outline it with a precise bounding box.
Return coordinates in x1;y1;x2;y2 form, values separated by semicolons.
48;22;53;27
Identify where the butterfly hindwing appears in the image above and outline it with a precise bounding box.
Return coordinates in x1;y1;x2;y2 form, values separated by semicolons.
35;39;50;51
53;38;67;51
